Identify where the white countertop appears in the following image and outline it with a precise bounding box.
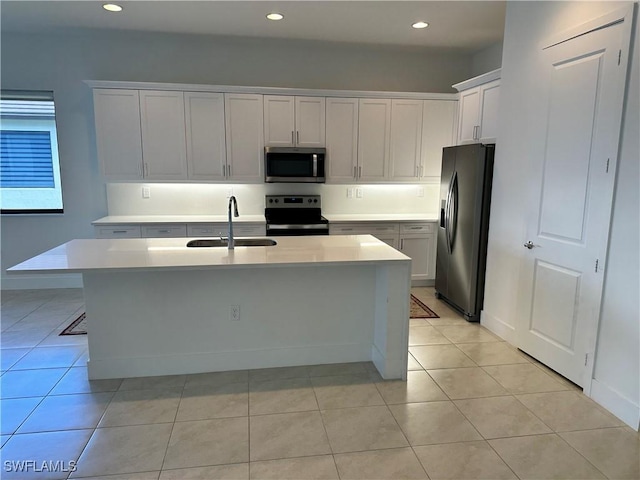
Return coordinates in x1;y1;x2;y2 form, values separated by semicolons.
92;215;266;225
8;235;410;274
323;213;438;222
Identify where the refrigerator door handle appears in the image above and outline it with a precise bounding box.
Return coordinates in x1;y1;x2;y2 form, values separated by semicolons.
444;173;454;253
449;172;459;252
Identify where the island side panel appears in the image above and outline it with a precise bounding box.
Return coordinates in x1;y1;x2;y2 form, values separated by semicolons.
82;264;378;379
372;261;411;380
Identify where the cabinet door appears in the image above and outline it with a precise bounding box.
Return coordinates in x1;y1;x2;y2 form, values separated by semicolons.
457;88;481;144
184;92;227;181
400;234;433;280
376;235;399;249
264;95;295;146
139;91;188;180
478;80;500;142
141;224;187;238
326;98;359;183
93;89;143;180
421;100;457;179
358;99;391;182
389;99;423;182
295;96;325;147
225;93;264;182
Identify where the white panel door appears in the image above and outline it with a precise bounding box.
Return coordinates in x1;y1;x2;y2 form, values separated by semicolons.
358;98;391;182
516;19;631;386
389;99;423;182
264;95;295;146
457;88;480;144
400;235;431;280
184;92;226;181
93;89;143;180
421;100;457;179
326;97;359;182
139;90;188;180
478;80;500;142
295;96;325;147
225;93;264;182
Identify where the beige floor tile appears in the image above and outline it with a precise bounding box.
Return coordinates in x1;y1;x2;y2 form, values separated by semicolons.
407;353;423;371
428;367;508;399
389;401;481;445
17;392;113;433
321;405;409;453
177;382;248;421
334;447;428;480
2;429;93;480
456;342;531;366
49;366;123;395
413;441;517;479
409;345;476;369
454;396;552;439
10;345;85;370
435;325;501;344
307;362;369;377
0;367;68;398
0;435;9;447
311;374;384;409
72;424;172;477
249;377;318;415
374;370;447;404
184;370;249;388
250;411;331;461
409;326;451;346
560;427;640;479
489;434;605;479
516;391;625;431
427;317;472;326
163;417;249;469
118;374;186;391
0;347;30;370
99;388;181;427
250;455;338;480
75;473;161;480
1;328;51;349
248;366;309;383
0;396;42;434
161;464;248;480
483;364;569;394
530;360;583;390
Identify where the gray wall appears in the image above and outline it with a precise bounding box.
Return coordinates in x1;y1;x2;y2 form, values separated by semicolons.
471;41;504;76
0;29;473;285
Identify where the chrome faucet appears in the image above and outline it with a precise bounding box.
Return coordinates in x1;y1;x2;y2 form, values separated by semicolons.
227;196;239;250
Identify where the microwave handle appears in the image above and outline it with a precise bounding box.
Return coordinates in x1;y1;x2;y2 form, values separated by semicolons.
312;154;318;177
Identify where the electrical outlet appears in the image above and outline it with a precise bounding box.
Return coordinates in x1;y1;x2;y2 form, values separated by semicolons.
417;187;425;197
356;187;363;198
347;188;354;198
142;186;151;199
230;305;240;321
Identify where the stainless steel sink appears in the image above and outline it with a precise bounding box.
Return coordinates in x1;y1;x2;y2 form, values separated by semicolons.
186;238;277;248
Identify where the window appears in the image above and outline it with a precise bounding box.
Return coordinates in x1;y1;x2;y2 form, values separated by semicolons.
1;91;64;214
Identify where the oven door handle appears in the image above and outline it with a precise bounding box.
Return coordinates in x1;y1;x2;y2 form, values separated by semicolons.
313;154;318;177
267;224;329;230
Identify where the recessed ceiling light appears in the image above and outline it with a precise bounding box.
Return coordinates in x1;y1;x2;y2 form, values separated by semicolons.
266;13;284;21
103;3;123;12
412;21;429;29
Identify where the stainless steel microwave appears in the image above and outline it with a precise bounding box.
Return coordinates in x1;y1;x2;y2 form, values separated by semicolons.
264;147;326;183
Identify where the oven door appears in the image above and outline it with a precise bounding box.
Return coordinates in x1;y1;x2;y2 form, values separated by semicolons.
266;223;329;236
264;147;326;183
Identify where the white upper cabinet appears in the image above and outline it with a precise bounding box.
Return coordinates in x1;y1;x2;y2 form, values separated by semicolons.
453;69;501;145
225;93;264;182
421;100;457;179
264;95;325;147
326;98;359;183
93;89;143;180
357;98;391;182
139;90;188;180
184;92;226;181
389;99;423;182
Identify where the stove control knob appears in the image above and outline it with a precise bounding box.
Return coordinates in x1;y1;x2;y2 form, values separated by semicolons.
314;199;318;203
268;199;273;203
275;199;279;203
308;199;312;203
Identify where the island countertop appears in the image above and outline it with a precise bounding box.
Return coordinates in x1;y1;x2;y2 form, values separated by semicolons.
8;235;410;274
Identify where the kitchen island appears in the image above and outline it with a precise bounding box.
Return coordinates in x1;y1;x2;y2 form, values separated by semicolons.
8;235;411;380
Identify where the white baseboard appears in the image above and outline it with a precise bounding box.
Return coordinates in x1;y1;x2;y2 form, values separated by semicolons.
1;274;83;290
481;310;516;343
590;378;640;430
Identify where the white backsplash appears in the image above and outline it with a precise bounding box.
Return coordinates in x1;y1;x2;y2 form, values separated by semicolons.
106;183;440;216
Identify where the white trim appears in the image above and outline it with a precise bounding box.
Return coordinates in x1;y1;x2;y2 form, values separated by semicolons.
452;69;501;92
1;273;83;290
543;4;635;49
480;310;516;343
83;80;458;101
590;378;640;430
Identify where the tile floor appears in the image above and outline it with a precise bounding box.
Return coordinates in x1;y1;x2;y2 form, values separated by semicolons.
1;287;638;479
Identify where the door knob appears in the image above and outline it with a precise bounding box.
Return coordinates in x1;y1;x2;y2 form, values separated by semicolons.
524;241;535;249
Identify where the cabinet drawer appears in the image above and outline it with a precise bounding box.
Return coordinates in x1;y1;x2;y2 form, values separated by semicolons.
400;223;435;234
94;225;141;239
141;224;187;238
187;224;227;237
234;224;266;237
329;223;398;235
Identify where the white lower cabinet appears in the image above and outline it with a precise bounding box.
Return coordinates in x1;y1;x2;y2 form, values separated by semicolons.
142;224;187;238
94;225;142;239
95;223;265;239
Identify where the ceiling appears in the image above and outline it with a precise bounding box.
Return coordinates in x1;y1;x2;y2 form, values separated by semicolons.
0;1;506;53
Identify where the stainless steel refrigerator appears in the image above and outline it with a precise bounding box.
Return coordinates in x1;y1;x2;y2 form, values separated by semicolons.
435;143;495;322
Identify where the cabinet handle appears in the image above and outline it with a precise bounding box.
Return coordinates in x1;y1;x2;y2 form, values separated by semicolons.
358;166;362;178
138;163;143;177
296;131;300;145
143;162;149;177
353;166;357;179
420;165;423;177
291;131;295;144
113;230;127;234
410;226;422;230
401;239;404;249
158;230;170;233
228;165;232;177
